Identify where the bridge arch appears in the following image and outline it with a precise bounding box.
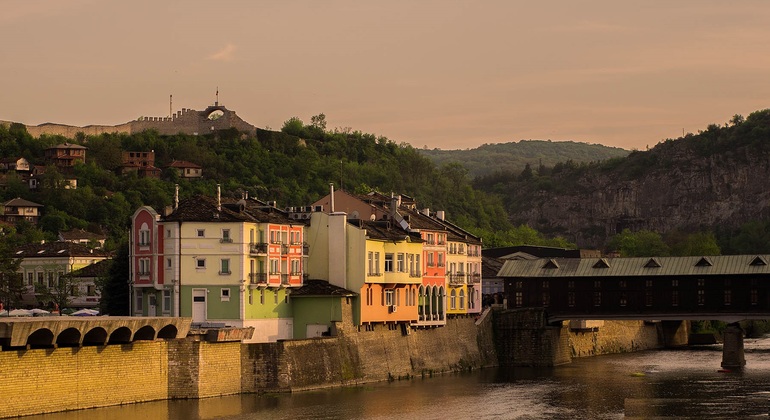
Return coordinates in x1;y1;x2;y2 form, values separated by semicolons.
83;327;108;346
157;324;178;339
134;325;156;341
27;328;54;348
56;327;82;347
108;327;132;344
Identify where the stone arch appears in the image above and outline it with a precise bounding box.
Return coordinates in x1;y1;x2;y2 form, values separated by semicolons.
27;328;55;348
134;325;156;341
109;326;132;344
83;327;108;346
56;327;82;347
157;324;178;339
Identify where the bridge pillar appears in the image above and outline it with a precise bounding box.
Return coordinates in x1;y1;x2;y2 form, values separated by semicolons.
721;322;745;370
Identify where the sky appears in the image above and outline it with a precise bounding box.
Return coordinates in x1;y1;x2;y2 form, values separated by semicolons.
2;1;770;151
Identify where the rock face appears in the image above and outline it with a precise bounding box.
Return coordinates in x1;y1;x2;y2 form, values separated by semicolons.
509;128;770;248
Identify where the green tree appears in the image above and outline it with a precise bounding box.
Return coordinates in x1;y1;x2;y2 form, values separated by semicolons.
0;237;24;310
608;229;670;257
666;231;721;256
36;273;81;312
100;242;129;315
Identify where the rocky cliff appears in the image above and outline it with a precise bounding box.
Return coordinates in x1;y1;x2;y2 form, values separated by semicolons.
504;110;770;248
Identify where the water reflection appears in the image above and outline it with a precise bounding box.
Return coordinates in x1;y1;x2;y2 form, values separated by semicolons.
24;337;770;419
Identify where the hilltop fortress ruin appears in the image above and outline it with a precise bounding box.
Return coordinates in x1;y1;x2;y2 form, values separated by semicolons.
2;103;257;138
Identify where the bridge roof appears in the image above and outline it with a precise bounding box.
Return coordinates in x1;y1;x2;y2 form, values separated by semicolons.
498;255;770;278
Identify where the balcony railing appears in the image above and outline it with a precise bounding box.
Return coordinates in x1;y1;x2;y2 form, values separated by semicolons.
280;244;289;254
449;273;466;285
249;242;268;255
249;272;267;284
469;273;481;284
220;237;233;243
302;243;309;255
409;271;422;278
281;274;290;285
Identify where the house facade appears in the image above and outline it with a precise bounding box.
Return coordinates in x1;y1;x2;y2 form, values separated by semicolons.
44;143;86;170
14;242;109;308
167;160;202;178
130;193;306;343
2;198;43;225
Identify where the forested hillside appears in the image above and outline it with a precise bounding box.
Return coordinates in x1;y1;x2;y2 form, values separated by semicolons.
0;117;572;250
419;140;629;179
471;110;770;253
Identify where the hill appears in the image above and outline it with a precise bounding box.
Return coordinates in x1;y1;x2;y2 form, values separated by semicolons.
472;111;770;249
419;140;629;179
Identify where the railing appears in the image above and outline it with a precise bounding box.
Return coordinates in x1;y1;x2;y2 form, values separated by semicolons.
467;250;480;257
449;273;466;285
409;271;422;278
249;242;268;254
249;272;267;284
469;273;481;284
281;244;289;254
368;272;382;277
220;238;233;243
281;274;290;285
302;243;309;255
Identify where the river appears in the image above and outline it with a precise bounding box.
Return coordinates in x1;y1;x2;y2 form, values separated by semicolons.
24;337;770;419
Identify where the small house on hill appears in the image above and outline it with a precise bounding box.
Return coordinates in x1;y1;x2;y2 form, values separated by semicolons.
2;197;43;225
167;160;202;178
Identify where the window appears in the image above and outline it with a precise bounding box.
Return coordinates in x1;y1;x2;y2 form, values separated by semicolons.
724;290;731;306
166;229;172;238
135;290;143;313
697;289;705;306
427;233;434;244
27;272;33;286
196;258;206;269
221;288;230;302
542;280;549;289
197;229;205;237
385;289;395;306
541;292;549;307
645;291;653;307
593;291;601;307
274;290;279;304
260;289;265;305
427;252;434;267
619;292;627;307
139;258;150;275
385;253;394;272
568;280;574;289
163;290;171;312
368;252;374;275
139;228;150;246
646;279;653;288
594;280;601;289
459;289;465;309
37;272;44;284
568;292;575;307
87;285;96;296
697;278;705;287
751;289;758;305
437;252;444;267
374;252;380;275
672;279;679;287
515;292;523;307
270;259;279;274
166;258;172;269
672;290;679;307
221;229;232;243
450;289;457;309
397;253;405;272
220;259;231;275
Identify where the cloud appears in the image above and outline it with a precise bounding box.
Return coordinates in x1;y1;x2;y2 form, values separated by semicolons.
208;44;237;61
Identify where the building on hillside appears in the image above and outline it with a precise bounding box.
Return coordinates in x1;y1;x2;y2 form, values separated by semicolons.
14;241;110;308
0;157;31;173
58;228;107;249
130;191;306;343
121;151;161;178
44;143;86;170
28;166;78;190
305;211;423;328
166;160;202;178
2;197;43;225
67;259;111;309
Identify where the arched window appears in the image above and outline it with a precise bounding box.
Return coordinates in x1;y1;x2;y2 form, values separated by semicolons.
450;289;457;310
459;289;465;310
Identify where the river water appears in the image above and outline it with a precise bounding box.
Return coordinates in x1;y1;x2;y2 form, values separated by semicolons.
25;337;770;419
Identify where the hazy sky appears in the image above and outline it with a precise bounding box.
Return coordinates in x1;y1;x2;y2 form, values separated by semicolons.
3;1;770;151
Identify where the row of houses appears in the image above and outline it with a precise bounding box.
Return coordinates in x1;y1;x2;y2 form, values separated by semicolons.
130;187;483;343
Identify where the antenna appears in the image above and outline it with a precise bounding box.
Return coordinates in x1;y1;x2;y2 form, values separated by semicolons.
169;94;172;118
340;160;343;191
215;87;219;106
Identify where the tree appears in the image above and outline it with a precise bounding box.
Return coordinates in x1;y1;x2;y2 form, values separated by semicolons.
281;117;306;137
666;231;721;256
608;229;670;257
36;273;81;312
310;113;327;131
0;239;24;310
100;242;129;315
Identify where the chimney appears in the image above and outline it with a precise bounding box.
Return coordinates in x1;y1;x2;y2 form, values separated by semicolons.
217;184;221;212
174;184;179;210
422;208;430;216
436;210;445;221
330;183;335;213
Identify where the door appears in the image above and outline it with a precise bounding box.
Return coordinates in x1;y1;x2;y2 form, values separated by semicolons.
192;289;206;322
148;294;157;316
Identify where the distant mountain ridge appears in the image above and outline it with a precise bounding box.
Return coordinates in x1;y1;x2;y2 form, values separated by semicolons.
477;110;770;248
419;140;629;178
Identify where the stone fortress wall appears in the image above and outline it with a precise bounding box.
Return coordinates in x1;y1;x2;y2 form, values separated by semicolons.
1;105;257;139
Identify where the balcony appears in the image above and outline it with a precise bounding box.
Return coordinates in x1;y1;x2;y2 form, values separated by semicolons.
469;273;481;284
280;274;290;286
249;242;268;255
220;238;233;243
302;243;309;255
280;244;289;254
249;272;267;285
449;273;466;285
409;271;422;278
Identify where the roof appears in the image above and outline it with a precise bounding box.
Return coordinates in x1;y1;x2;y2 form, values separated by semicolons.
399;207;447;232
69;259;112;278
290;279;357;297
4;197;43;208
350;219;422;242
59;228;106;241
483;246;582;259
167;160;201;169
163;195;298;225
14;241;110;259
482;256;505;278
497;255;770;278
46;143;87;150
